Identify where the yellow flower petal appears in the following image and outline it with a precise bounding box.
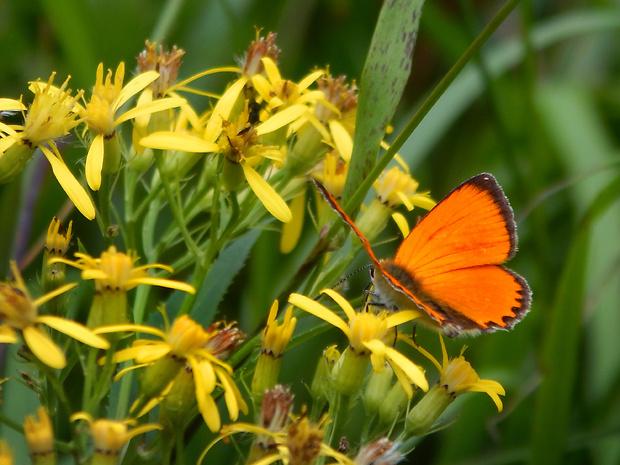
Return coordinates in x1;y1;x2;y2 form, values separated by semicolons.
123;277;195;294
140;132;219;153
280;191;306;254
37;315;110;349
115;97;186;126
40;145;95;220
288;293;349;335
298;70;324;91
255;104;308;136
22;326;66;369
204;76;249;143
0;326;18;343
0;99;26;111
113;70;159;113
329;120;353;162
86;134;104;190
385;309;423;329
390;361;414;399
251;74;273;102
261;57;282;84
122;423;164;442
193;357;217;393
189;358;220;432
391;212;410;238
32;282;78;307
321;288;357;321
296;90;326;105
134;344;172;364
102;344;169;365
94;323;165;338
240;162;292;223
364;340;428;392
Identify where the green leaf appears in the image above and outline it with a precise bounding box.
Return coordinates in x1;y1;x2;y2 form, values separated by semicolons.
189;230;260;327
530;174;620;465
342;0;424;205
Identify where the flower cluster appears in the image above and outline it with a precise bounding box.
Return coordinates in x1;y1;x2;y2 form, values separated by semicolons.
0;30;512;465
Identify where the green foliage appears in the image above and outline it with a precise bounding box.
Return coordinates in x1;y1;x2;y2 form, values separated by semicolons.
2;0;620;464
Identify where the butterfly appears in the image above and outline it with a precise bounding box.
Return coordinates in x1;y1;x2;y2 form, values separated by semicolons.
313;173;531;337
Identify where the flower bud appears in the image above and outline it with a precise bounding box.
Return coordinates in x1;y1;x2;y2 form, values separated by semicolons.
405;384;453;436
363;364;394;415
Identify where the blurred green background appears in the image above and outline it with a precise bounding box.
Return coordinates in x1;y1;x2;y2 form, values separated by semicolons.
1;0;620;464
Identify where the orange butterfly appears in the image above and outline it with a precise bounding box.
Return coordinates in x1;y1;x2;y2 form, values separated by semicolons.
314;173;531;337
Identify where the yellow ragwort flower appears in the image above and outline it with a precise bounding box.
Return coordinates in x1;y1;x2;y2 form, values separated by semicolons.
289;289;428;397
403;334;505;436
51;246;195;326
0;440;12;465
251;301;297;399
52;245;195;294
373;166;435;212
24;406;55;461
70;412;161;463
0;262;110;369
202;411;353;465
0;74;95;219
96;315;248;432
141;89;292;222
81;62;184;190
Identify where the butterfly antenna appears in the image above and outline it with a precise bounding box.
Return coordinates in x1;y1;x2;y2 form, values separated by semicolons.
312;264;373;301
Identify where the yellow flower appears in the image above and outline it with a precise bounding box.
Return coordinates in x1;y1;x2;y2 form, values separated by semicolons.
140;89;292;223
251;301;297;400
51;245;195;294
70;412;161;462
96;315;248;432
0;74;95;219
0;262;110;369
373;166;435;212
51;246;195;326
0;440;12;465
261;300;297;358
44;217;72;258
24;407;55;460
289;289;428;397
252;57;325;134
81;63;184;190
42;217;72;315
353;165;435;242
403;335;505;435
201;412;354;465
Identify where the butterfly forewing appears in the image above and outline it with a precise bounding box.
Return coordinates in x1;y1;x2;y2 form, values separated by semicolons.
393;174;516;279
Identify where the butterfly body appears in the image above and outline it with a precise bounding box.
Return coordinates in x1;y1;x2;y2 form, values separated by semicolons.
314;173;531;337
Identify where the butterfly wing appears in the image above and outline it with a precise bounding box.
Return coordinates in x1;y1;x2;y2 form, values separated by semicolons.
382;173;530;333
413;265;530;334
394;173;516;274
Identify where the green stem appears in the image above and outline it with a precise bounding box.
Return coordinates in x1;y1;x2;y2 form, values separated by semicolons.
0;409;24;433
154;153;204;262
327;393;351;450
97;175;113;246
175;429;185;465
343;0;522;215
124;167;139;251
82;348;99;415
40;364;72;417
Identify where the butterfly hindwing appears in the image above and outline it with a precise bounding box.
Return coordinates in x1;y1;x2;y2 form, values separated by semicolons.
415;264;531;333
